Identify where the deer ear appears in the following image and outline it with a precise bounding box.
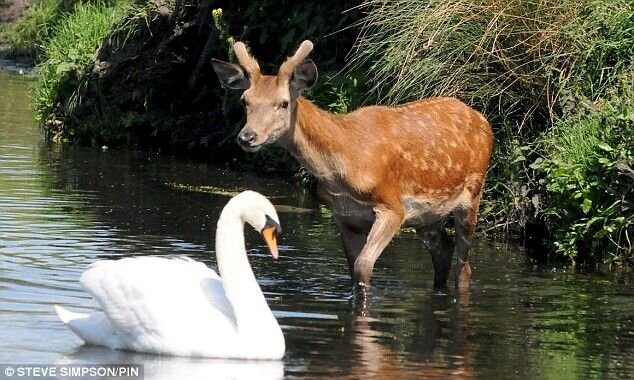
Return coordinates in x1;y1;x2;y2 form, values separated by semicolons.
212;59;251;90
290;59;318;92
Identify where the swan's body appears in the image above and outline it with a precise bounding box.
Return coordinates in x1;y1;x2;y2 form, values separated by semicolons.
54;191;284;359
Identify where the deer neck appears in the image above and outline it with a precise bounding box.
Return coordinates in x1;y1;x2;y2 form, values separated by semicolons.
280;97;346;180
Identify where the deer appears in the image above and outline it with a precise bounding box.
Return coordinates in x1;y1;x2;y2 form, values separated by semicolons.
212;40;493;292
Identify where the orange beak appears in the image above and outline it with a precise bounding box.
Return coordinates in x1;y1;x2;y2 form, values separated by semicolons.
261;226;279;259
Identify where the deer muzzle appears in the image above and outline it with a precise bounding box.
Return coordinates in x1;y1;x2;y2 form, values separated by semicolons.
237;128;261;151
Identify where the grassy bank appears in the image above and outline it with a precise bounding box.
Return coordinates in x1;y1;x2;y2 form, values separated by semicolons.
4;0;633;265
2;0;66;58
34;0;132;139
540;72;633;265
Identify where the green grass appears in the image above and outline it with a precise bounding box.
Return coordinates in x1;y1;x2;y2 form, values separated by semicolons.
348;0;634;127
2;0;64;58
540;71;633;265
34;0;132;138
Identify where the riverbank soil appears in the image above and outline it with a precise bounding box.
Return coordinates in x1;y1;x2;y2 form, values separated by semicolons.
0;0;29;55
0;0;28;24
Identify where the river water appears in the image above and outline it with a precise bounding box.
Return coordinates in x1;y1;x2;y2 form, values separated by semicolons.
0;69;633;379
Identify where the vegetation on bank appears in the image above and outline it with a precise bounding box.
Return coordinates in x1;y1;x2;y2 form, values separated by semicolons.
540;74;633;265
34;1;132;136
3;0;633;265
3;0;72;57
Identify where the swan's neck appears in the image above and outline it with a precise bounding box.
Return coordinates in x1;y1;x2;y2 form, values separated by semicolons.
215;211;276;332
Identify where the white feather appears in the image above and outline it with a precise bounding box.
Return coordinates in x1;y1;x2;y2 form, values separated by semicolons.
55;191;284;359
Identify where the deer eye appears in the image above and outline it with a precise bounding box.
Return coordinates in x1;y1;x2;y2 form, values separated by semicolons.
241;98;250;108
279;100;289;109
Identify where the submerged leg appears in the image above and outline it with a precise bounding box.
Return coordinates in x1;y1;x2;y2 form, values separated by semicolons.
453;200;480;290
417;223;454;289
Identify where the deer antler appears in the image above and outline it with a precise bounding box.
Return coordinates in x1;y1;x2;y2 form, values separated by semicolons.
233;42;261;78
278;40;314;81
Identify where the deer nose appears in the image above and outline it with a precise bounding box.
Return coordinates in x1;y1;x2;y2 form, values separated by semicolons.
238;130;257;145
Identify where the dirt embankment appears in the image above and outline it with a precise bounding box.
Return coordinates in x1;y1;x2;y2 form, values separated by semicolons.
0;0;29;24
0;0;32;66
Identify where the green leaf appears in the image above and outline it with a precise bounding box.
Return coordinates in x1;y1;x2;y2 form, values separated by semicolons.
55;62;74;75
586;216;603;228
529;157;543;169
598;157;613;166
581;198;593;214
597;143;613;152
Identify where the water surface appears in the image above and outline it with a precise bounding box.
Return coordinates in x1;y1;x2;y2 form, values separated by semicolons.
0;69;633;379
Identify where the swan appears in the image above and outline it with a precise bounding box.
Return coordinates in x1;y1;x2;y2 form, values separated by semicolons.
54;190;285;359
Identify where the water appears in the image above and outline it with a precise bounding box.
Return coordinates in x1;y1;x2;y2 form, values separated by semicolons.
0;69;633;379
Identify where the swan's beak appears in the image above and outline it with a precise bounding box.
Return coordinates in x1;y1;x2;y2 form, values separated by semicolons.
262;215;281;259
261;226;279;259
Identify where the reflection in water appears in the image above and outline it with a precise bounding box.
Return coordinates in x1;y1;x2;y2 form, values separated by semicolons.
1;69;633;378
334;292;474;379
58;347;284;380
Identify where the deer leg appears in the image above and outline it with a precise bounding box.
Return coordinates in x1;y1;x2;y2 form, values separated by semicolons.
453;200;479;290
327;186;373;279
333;212;371;277
353;207;404;287
338;223;370;278
416;223;454;289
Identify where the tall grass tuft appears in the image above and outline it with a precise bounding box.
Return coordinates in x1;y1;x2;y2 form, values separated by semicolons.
348;0;634;127
2;0;63;58
34;0;132;139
